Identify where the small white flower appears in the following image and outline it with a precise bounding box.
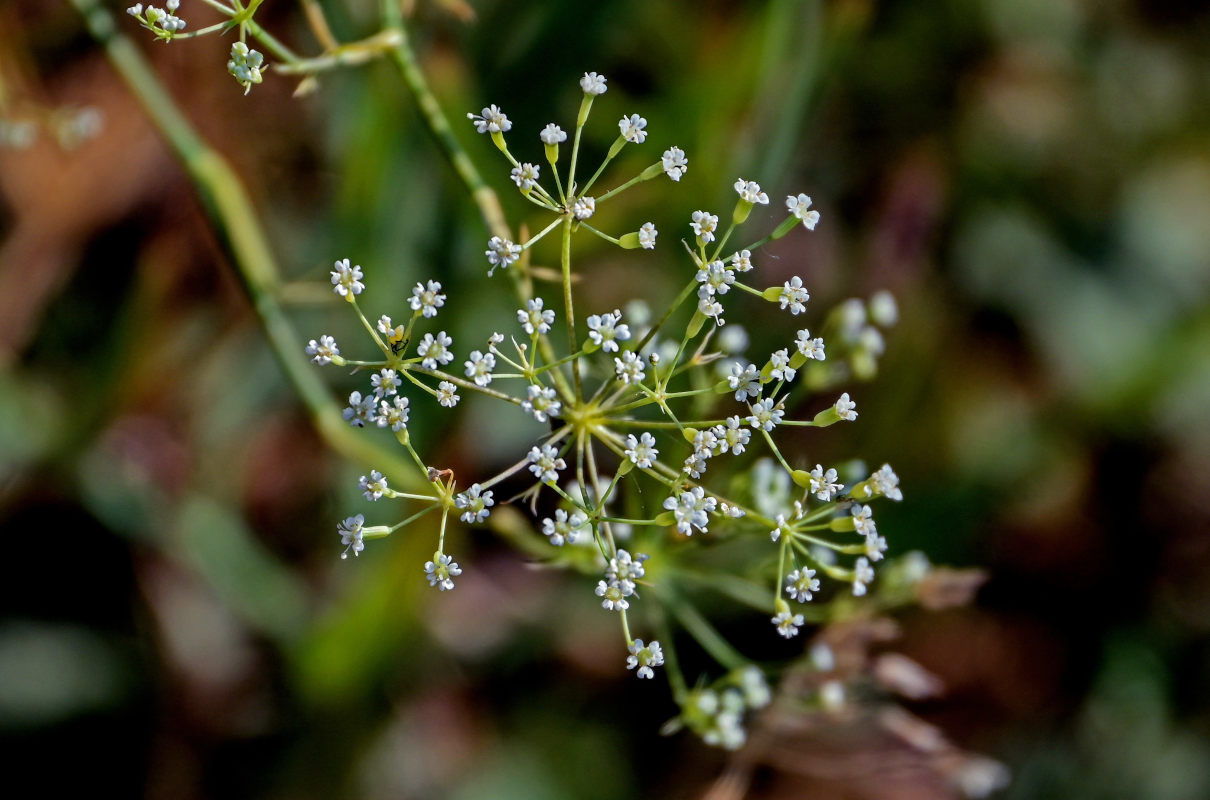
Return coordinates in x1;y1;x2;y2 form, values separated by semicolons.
785;568;821;603
127;4;143;15
541;509;588;546
786;193;821;230
359;470;389;501
619;113;647;143
614;350;646;384
305;335;339;365
872;463;902;501
626;639;664;679
809;464;844;501
522;384;561;422
343;391;377;427
695;260;735;296
424;553;462;591
663;486;716;535
834;391;857;421
510;162;541;191
769;348;795;382
624;432;658;469
408;280;445;317
740;666;771;708
540;123;567;144
417;331;454;370
690;210;719;243
464;350;496;386
697;289;725;325
573;196;596;220
853;557;875;596
437;381;460;408
865;532;888;561
338;514;365;559
518;297;555;335
638;222;658;249
731;249;754;272
719;501;746;519
330;258;364;297
376;315;394;334
773;609;805;638
795;328;826;360
455;483;494;524
377;396;410;431
608;550;648;584
778;276;810;315
728;362;761;401
580;71;608;95
734;178;769;205
485;236;522;273
852;504;876;537
371;368;401;399
586;310;630;353
684;452;709;479
713;416;751;455
746;397;784;432
467;104;512;134
770;513;787;542
527;443;567;483
661;146;688;181
595;580;629;611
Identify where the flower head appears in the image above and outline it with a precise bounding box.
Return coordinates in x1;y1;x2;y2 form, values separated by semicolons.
486;236;522;274
728;362;761;401
627;639;665;679
746;397;784;432
359;470;389;501
467;104;511;134
615;350;646;384
528;443;567;483
638;222;658;250
580;72;608;95
455;483;494;524
510;162;541;191
343;391;377;427
872;464;902;501
306;335;340;365
330;258;364;297
518;297;555;335
690;210;719;243
786;193;821;230
696;260;735;296
853;557;875;596
619;113;648;143
625;432;659;469
808;464;844;501
773;609;805;638
541;509;588;546
586;310;630;353
834;392;858;421
437;381;460;408
338;514;365;559
663;486;716;535
522;384;561;422
417;331;454;370
464;350;496;386
540;123;567;144
409;280;446;317
573;196;596;220
734;178;769;205
377;396;410;431
371;368;401;398
424;553;462;590
662;146;688;181
795;329;826;361
778;276;810;315
785;568;821;603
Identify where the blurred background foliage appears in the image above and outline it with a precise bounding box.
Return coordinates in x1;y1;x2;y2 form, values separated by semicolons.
2;0;1210;797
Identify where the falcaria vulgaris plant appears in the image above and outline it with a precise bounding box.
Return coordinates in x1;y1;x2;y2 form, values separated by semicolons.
97;2;1002;777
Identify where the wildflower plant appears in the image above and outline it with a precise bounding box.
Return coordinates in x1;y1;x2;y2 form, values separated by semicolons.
90;0;961;758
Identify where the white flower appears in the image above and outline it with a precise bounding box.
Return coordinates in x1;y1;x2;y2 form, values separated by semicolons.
773;609;805;638
746;397;784;432
424;553;462;591
770;513;787;542
872;463;902;501
662;146;688;181
580;71;608;95
338;514;365;559
518;297;555;335
626;639;664;679
795;329;826;361
663;486;716;535
786;193;821;230
540;123;567;144
586;310;630;352
573;196;596;220
731;249;754;272
619;113;647;143
697;289;725;325
713;416;751;455
464;350;496;386
595;580;630;611
809;464;844;501
359;470;389;501
527;443;567;483
541;509;588;546
370;368;400;399
865;532;888;561
769;348;795;382
684;452;709;479
455;483;494;524
778;276;810;314
728;362;761;401
734;178;769;205
834;391;857;421
785;568;820;603
408;280;445;318
853;557;875;596
695;260;735;296
614;350;646;384
510;162;541;190
376;315;394;334
417;331;454;370
690;210;719;243
127;4;143;14
343;391;377;427
305;335;339;365
467;104;511;134
377;396;410;431
608;550;647;584
330;258;364;297
638;222;658;249
437;381;460;408
718;501;746;519
522;384;561;422
739;666;771;708
624;432;658;469
485;236;522;273
852;504;876;537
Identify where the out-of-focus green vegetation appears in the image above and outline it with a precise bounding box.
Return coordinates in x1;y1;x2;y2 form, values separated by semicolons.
2;0;1209;798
